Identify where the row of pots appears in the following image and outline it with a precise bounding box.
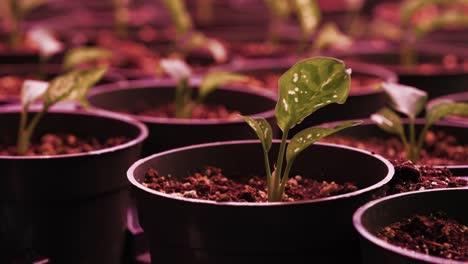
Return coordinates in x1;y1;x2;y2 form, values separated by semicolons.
1;64;466;263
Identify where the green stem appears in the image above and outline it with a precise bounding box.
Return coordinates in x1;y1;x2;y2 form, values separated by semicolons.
262;149;273;201
175;78;190;118
277;160;293;201
271;129;289;201
16;105;29;155
407;117;418;163
16;106;47;155
37;55;47;80
9;0;22;49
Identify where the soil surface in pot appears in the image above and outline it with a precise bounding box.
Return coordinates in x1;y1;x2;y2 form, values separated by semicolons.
228;41;295;59
247;72;381;93
122;102;240;120
0;133;128;156
142;166;358;202
322;131;467;166
376;160;467;196
377;211;467;261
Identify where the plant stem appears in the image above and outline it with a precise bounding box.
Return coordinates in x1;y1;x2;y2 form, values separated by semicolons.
262;149;273;201
407;117;418;163
270;129;289;202
277;160;293;201
16;106;47;155
9;0;22;49
16;106;29;155
175;78;191;118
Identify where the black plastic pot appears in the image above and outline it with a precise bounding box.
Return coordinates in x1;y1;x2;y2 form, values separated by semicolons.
0;107;148;264
320;118;468;173
0;64;124;105
87;79;277;155
353;188;467;264
127;140;394;264
427;91;468;126
226;58;397;128
337;42;468;99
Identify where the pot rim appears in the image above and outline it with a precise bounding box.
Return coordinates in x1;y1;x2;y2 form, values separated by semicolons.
0;106;148;160
88;78;278;125
320;118;468;170
352;187;468;264
127;140;394;207
223;57;399;96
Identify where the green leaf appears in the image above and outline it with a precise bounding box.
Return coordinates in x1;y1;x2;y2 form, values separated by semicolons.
20;79;48;107
199;72;247;100
286;121;361;162
44;66;108;107
413;10;468;39
275;57;351;132
63;47;112;70
293;0;321;38
18;0;47;14
381;82;428;119
371;107;405;136
312;22;352;52
241;116;273;152
425;99;468;127
264;0;291;20
162;0;193;35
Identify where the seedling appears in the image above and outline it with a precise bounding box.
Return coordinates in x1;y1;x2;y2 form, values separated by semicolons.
371;82;468;163
263;0;291;44
159;58;247;118
112;0;129;38
63;47;113;70
1;0;46;48
293;0;321;53
16;66;108;155
242;57;361;202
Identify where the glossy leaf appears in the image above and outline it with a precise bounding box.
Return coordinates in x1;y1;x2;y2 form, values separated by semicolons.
199;72;247;100
425;99;468;127
63;47;112;70
312;22;353;52
381;82;428;119
20;80;48;107
162;0;193;34
275;57;351;132
371;107;405;136
241;116;273;152
286;121;361;162
293;0;321;38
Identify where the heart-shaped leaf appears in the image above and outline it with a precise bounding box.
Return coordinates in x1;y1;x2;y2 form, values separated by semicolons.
381;82;428;119
275;57;351;132
293;0;321;38
63;47;112;70
199;72;247;100
162;0;193;34
286;121;361;162
63;66;108;107
371;107;405;136
242;116;273;152
425;99;468;127
43;71;79;106
21;80;49;107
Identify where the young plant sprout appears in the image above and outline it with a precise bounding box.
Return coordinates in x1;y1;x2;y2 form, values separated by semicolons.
159;58;247;119
63;47;113;70
112;0;129;38
1;0;46;48
16;66;108;155
371;82;468;163
242;57;361;202
161;0;228;64
292;0;321;53
263;0;291;44
310;22;353;54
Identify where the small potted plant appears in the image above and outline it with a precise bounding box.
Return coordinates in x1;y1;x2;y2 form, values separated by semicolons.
353;188;467;264
88;58;277;155
0;66;148;263
340;0;468;98
127;57;394;263
321;82;468;173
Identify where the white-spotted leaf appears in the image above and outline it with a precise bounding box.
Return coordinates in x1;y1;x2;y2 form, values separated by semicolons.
286;121;361;162
275;57;351;132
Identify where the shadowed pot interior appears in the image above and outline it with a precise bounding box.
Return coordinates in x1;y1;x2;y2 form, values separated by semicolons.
320;118;468;174
88;79;277;155
0;108;147;264
226;58;398;130
127;140;394;264
353;188;467;264
338;43;468;99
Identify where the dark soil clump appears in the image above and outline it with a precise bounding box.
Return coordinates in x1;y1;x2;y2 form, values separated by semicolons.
377;211;467;261
141;166;358;202
0;133;128;156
